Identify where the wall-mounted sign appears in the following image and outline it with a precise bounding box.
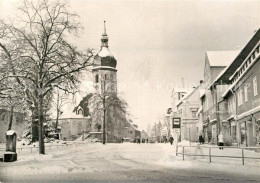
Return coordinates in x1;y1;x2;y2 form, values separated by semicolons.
172;117;181;128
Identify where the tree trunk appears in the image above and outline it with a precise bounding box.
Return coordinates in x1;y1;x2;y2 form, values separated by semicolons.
38;93;45;154
55;91;59;131
32;104;39;142
7;105;14;131
103;100;106;145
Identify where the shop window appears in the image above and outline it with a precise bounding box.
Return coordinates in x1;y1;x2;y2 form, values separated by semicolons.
253;76;258;96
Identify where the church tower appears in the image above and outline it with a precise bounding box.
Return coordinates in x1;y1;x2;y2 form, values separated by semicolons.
92;21;117;95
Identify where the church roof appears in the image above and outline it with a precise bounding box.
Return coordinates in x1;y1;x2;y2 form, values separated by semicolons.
93;21;117;68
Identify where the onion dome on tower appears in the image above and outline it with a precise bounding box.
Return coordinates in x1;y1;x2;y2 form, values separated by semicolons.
93;21;117;68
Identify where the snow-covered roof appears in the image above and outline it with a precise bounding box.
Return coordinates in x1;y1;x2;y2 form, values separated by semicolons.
173;88;193;93
176;86;199;107
206;50;240;67
98;47;113;57
207;50;241;90
6;130;16;135
199;89;206;98
196;106;202;116
59;111;85;119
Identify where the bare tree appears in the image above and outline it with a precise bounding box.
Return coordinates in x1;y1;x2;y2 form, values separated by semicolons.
51;89;70;131
0;75;27;131
0;0;93;154
163;115;171;137
90;76;128;144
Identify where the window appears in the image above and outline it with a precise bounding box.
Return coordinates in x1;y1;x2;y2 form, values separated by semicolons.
16;117;19;123
253;76;258;96
238;89;243;106
244;84;248;102
192;111;196;118
1;114;5;121
252;52;255;59
228;99;232;113
78;108;83;115
105;74;108;80
95;74;99;83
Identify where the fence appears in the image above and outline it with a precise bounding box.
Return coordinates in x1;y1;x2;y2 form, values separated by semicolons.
177;145;260;165
1;142;90;155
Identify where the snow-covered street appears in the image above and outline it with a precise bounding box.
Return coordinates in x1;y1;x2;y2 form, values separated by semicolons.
0;143;260;183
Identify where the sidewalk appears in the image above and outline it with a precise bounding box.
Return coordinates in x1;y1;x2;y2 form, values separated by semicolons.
158;143;260;177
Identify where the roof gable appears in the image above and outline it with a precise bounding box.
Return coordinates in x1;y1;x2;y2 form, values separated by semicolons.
216;29;260;84
206;50;240;67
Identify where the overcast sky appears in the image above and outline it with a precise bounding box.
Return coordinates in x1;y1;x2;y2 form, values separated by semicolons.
1;0;260;130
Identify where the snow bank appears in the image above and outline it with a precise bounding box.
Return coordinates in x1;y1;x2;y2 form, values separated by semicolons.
158;143;260;176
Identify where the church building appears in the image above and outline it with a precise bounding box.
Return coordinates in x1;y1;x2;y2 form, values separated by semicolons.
58;22;140;142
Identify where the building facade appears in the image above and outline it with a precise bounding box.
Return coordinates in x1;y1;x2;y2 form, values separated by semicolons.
204;29;260;147
177;86;201;142
200;50;239;144
221;30;260;147
0;109;26;143
170;88;194;141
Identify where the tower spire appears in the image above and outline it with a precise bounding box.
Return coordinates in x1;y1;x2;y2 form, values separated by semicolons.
104;21;107;35
101;20;108;47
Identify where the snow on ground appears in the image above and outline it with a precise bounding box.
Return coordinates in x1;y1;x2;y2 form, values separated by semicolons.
0;142;260;177
0;143;105;176
157;142;260;177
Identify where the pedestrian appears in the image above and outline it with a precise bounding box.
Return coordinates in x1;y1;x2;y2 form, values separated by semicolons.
218;132;224;150
169;135;174;145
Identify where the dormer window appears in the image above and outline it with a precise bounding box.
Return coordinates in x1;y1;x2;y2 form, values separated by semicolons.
95;74;99;83
78;108;83;115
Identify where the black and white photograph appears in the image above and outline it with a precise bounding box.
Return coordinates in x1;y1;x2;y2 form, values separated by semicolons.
0;0;260;182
